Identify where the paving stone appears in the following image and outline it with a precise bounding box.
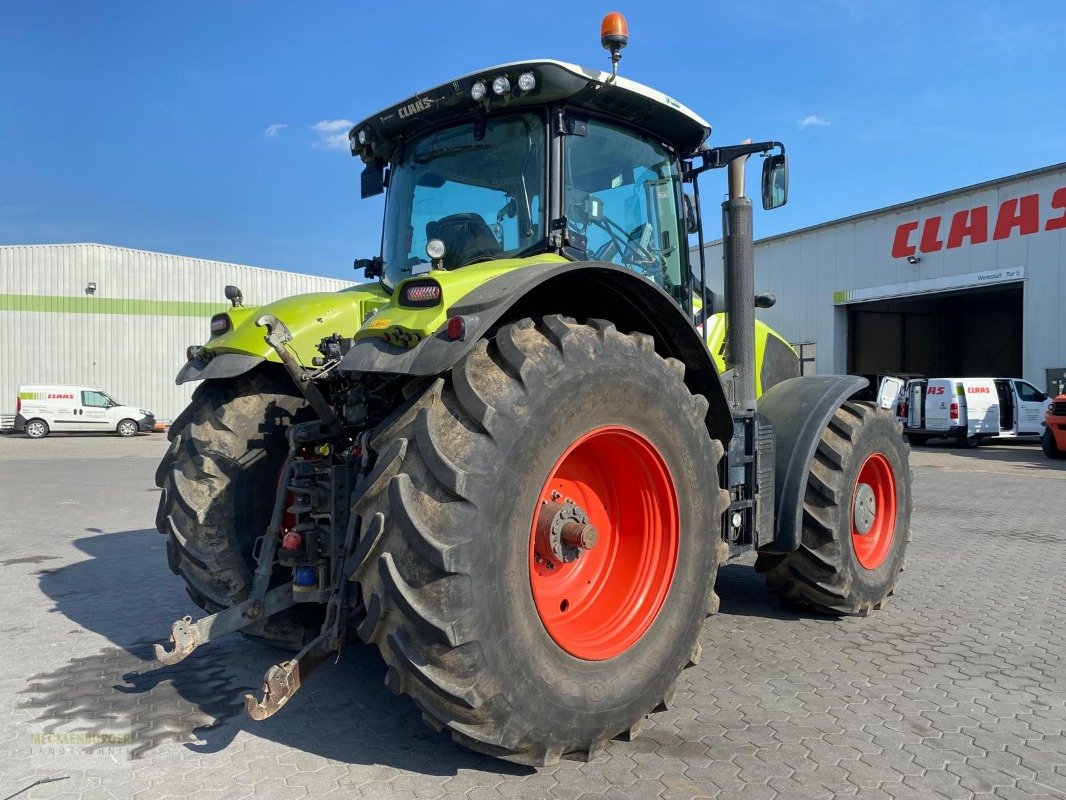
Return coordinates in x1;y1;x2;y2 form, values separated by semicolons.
2;439;1064;799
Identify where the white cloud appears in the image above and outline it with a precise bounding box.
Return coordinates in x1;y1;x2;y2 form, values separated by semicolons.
798;114;830;130
312;119;355;150
263;123;287;138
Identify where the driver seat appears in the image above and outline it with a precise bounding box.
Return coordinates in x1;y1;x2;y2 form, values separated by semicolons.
426;213;502;270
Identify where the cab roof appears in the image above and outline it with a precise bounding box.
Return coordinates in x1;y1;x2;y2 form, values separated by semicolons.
349;59;712;161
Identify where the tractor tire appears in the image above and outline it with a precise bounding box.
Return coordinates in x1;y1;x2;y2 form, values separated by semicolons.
755;401;912;615
349;316;728;765
155;368;318;649
1042;428;1066;459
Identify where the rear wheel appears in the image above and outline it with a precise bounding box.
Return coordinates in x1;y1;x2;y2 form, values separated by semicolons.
755;402;912;614
25;419;49;439
958;432;982;449
1043;428;1066;459
154;368;318;648
349;316;728;764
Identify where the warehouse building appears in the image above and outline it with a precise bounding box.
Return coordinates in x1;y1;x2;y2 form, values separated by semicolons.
700;162;1066;397
0;244;349;423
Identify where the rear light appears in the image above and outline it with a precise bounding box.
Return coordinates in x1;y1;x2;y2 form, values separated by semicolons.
950;402;959;420
16;397;21;414
400;279;442;307
447;315;466;341
210;314;231;335
281;531;302;551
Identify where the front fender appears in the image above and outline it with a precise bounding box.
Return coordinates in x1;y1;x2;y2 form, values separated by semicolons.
177;284;389;384
339;261;734;443
758;375;869;552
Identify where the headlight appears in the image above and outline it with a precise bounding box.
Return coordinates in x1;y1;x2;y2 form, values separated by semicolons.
491;76;510;95
210;314;230;335
426;238;446;261
139;409;152;416
470;81;486;101
517;72;536;91
357;128;368;145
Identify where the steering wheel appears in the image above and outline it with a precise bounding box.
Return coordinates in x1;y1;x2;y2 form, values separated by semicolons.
591;222;658;270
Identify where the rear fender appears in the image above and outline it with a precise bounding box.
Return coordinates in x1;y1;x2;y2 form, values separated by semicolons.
757;375;869;552
339;261;734;443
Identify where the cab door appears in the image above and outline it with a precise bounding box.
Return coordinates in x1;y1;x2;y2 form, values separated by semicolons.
1013;380;1049;434
80;390;114;431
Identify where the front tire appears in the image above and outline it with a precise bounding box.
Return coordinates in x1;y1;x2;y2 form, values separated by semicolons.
756;402;912;614
349;317;728;764
1043;428;1066;459
154;368;317;648
117;418;138;437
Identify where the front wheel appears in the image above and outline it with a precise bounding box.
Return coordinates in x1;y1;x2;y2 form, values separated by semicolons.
349;316;728;764
756;402;912;614
1043;428;1066;459
117;418;139;437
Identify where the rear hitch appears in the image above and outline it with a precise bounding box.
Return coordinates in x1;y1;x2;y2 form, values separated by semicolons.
244;628;335;720
154;582;297;665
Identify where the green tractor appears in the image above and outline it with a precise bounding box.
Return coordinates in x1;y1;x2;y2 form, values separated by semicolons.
155;15;911;765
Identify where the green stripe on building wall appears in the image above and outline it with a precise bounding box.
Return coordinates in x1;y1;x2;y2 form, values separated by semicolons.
0;293;227;317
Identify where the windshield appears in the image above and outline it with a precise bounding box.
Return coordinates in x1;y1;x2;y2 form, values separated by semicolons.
381;113;545;289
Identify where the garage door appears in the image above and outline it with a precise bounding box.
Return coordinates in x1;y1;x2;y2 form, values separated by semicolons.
846;282;1022;381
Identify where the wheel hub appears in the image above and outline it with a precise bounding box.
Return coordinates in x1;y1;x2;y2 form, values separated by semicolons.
528;426;680;661
535;500;599;564
853;482;877;535
850;453;898;570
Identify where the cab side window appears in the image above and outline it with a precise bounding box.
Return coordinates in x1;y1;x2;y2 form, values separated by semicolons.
82;391;109;408
563;118;684;303
1015;381;1044;402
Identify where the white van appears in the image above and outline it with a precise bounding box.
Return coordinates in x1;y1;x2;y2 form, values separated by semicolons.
14;385;156;439
880;376;1051;447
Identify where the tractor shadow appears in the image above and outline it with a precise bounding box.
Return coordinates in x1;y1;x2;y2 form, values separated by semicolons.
714;561;839;623
25;528;526;777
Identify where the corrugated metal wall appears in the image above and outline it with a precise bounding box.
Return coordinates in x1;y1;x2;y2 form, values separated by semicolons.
695;164;1066;386
0;244;351;421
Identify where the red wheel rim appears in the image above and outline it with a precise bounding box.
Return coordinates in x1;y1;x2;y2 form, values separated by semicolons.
528;426;679;661
851;452;897;570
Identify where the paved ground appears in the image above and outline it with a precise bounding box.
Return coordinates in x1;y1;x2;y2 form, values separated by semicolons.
0;432;1063;799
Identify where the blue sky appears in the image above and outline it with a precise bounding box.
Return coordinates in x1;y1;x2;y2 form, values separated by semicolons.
2;2;1064;280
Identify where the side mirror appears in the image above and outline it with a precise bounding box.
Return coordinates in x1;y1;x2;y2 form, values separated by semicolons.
681;192;699;234
761;153;788;210
361;164;385;198
224;285;243;308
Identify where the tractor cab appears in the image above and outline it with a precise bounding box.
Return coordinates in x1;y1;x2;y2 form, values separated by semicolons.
348;56;781;312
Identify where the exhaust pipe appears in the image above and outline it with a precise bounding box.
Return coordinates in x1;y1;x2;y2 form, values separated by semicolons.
722;140;756;413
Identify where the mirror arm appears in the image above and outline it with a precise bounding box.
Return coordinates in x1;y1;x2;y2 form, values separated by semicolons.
685;141;785;179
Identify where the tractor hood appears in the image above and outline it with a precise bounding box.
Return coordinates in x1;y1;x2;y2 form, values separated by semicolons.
176;283;389;384
348;59;712;162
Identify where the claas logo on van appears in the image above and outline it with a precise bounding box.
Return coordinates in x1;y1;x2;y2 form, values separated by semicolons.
966;386;991;394
927;386;946;395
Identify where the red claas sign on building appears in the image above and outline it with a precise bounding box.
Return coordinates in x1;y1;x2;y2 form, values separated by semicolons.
892;188;1066;258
